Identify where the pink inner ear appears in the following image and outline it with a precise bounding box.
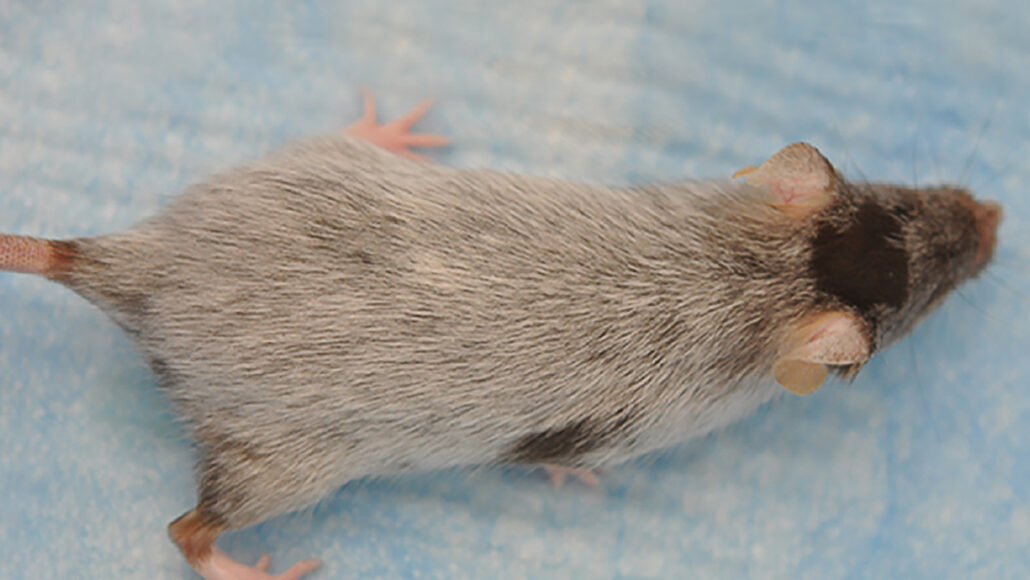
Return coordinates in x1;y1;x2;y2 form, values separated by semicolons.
739;142;837;213
790;311;870;366
770;171;830;206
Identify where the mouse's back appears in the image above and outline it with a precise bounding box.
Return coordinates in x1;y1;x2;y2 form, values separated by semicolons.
57;136;810;480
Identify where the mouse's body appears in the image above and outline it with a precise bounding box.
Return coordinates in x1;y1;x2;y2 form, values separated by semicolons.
0;96;1001;580
77;133;798;503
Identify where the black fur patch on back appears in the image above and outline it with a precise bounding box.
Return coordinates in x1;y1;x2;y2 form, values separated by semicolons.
506;414;630;464
810;202;908;315
508;420;596;463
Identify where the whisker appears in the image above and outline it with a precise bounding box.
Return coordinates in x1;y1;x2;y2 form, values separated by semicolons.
958;99;1000;187
907;337;942;444
823;122;862;183
966;157;1017;193
910;134;920;191
952;287;1003;324
989;257;1030;277
850;154;871;185
982;270;1030;302
996;245;1030;260
920;131;945;186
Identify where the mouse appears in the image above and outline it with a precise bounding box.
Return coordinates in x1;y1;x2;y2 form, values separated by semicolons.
0;91;1002;580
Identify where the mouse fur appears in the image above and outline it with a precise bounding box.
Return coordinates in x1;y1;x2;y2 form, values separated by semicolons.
59;135;813;522
1;116;1001;577
50;134;999;522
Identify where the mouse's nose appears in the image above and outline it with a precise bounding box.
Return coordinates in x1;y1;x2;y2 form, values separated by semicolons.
973;200;1002;268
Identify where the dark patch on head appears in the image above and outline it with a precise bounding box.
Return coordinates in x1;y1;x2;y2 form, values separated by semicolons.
810;201;909;316
506;413;632;464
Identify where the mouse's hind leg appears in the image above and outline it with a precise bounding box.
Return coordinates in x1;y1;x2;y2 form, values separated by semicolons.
168;446;340;580
343;89;449;161
169;508;319;580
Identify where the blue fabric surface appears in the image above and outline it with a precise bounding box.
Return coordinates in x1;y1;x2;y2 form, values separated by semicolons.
1;1;1028;578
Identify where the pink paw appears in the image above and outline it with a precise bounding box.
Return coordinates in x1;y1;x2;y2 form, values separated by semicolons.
543;464;600;488
344;89;449;161
195;549;321;580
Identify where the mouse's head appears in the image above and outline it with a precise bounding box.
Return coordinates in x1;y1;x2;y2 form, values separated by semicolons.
735;143;1002;394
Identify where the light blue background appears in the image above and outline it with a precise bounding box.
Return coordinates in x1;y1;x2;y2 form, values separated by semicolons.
1;1;1028;578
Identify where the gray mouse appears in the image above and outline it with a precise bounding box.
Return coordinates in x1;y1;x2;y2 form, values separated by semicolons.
0;92;1002;580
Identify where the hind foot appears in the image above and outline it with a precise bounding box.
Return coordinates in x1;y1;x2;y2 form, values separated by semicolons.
544;464;600;487
344;88;449;161
194;550;320;580
170;509;319;580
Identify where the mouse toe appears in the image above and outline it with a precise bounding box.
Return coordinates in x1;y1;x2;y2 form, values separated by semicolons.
196;550;321;580
543;464;601;487
343;89;449;161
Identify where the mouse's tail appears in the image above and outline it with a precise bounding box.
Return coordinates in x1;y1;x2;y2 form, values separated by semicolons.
0;234;78;279
3;233;148;333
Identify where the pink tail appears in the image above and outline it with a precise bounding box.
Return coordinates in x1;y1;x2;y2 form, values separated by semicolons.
0;234;74;278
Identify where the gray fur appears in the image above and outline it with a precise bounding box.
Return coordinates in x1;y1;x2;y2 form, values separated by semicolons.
55;135;993;529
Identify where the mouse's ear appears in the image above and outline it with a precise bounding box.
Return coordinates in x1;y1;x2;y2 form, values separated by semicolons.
734;143;839;217
774;311;871;395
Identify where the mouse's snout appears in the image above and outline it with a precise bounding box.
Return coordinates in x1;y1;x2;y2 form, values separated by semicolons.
973;200;1002;268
